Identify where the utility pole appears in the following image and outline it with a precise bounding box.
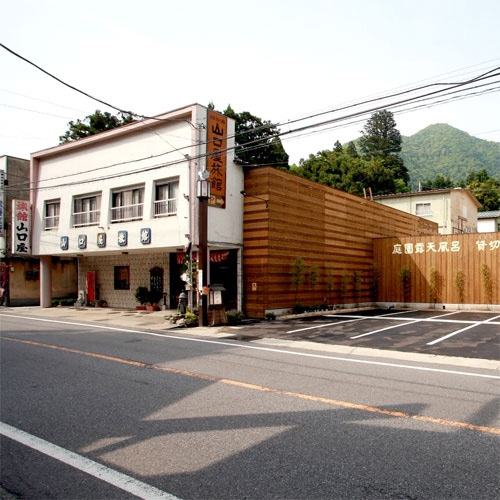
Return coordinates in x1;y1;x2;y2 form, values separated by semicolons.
197;173;210;326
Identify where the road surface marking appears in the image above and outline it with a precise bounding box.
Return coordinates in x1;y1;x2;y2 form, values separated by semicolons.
2;337;500;435
287;317;365;333
427;323;482;345
0;421;181;500
350;320;420;339
1;313;499;380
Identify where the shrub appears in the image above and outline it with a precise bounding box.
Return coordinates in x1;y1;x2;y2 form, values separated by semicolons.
227;310;244;325
134;286;149;306
265;312;276;321
292;303;305;314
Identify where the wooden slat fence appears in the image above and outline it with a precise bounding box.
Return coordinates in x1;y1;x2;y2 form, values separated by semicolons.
374;233;500;306
243;168;439;317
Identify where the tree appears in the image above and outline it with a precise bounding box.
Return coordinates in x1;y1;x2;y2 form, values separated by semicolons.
212;104;289;169
359;110;402;157
465;169;500;211
359;110;409;187
59;110;135;143
333;140;343;153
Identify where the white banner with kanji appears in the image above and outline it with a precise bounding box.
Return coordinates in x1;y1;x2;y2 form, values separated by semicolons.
12;199;31;255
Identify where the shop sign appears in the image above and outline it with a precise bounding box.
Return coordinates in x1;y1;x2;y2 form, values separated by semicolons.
392;239;500;255
12;199;31;255
207;110;227;209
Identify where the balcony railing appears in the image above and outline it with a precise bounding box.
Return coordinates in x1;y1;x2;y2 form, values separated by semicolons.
111;203;143;223
154;198;177;217
73;210;100;227
44;215;60;230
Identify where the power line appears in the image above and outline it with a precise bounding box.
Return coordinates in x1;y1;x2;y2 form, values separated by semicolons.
7;78;499;193
3;41;498;192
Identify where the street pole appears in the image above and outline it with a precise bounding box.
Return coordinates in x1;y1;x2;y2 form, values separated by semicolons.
197;178;210;326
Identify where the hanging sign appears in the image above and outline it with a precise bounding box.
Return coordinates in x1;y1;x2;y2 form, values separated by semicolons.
12;199;31;255
207;110;227;209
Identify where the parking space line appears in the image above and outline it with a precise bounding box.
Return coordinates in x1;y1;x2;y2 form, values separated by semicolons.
428;311;463;319
427;314;500;345
350;320;420;339
427;323;481;346
287;317;365;334
485;314;500;323
380;310;416;317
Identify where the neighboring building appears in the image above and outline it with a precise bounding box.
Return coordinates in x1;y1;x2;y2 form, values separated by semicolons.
0;155;76;305
31;104;243;311
477;210;500;233
373;188;481;234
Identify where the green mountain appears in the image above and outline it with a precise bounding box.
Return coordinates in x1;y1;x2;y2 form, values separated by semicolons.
401;123;500;188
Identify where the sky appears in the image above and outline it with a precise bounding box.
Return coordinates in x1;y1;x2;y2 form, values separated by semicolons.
1;0;499;165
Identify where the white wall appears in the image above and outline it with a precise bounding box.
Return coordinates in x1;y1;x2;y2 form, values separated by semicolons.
31;105;243;257
477;219;497;233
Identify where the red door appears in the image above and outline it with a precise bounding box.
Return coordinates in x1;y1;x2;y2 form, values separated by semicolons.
87;272;96;302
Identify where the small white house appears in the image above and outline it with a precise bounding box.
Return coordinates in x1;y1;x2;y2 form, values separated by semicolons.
31;104;244;310
373;188;481;234
477;211;500;233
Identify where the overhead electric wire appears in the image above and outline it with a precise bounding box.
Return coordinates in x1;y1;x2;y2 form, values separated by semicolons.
9;87;498;194
3;41;499;192
7;77;500;193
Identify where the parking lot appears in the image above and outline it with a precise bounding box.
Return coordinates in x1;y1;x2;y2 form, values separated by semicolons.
236;309;500;360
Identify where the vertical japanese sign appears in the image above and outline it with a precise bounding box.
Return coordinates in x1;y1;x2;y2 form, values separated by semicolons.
12;199;31;255
207;110;227;208
0;170;5;237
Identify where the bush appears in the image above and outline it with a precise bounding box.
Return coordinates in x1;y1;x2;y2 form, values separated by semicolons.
292;303;305;314
227;310;244;325
135;286;149;305
265;312;276;321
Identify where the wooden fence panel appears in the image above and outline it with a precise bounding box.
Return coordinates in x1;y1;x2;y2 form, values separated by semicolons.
373;233;500;306
243;168;439;317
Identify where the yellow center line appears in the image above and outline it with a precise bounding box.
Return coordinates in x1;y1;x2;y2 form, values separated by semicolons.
4;336;500;436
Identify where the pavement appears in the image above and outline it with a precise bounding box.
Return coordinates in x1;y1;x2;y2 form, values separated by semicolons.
1;305;499;372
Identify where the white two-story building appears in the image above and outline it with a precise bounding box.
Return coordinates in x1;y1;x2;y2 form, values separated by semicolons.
31;104;244;310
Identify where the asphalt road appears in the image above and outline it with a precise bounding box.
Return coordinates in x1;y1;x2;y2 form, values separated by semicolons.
1;313;499;499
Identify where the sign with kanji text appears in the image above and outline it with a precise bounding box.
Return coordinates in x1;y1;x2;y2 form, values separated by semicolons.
12;199;31;255
207;110;227;209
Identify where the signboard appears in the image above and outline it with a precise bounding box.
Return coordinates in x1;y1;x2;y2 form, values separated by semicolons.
12;199;31;255
392;239;500;255
0;170;5;237
206;110;227;209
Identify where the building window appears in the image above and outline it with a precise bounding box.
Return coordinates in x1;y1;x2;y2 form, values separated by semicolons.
73;194;101;227
44;200;60;229
415;203;432;216
154;180;178;217
114;266;130;290
111;187;144;222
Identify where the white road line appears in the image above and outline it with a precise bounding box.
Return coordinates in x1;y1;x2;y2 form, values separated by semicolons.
427;323;482;346
485;314;500;323
0;422;180;500
428;311;462;319
2;314;499;380
379;310;415;317
350;320;421;339
287;317;365;333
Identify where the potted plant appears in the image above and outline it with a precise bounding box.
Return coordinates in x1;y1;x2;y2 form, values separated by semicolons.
134;286;149;310
146;289;163;311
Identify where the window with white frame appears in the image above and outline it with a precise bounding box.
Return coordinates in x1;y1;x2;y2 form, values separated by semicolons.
154;180;178;217
415;202;432;216
111;186;144;222
73;194;101;227
44;200;60;229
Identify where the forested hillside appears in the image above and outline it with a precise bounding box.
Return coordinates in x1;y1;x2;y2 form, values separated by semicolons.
401;124;500;188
